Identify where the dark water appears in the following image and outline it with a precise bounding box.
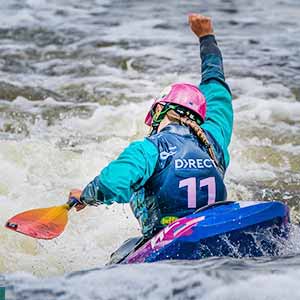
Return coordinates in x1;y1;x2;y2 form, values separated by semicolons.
1;0;300;299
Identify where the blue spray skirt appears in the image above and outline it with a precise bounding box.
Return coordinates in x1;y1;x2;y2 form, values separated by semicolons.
122;201;290;264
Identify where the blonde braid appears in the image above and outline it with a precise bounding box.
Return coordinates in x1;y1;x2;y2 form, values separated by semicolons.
166;110;219;167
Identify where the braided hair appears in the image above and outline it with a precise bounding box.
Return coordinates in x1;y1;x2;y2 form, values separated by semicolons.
164;109;222;171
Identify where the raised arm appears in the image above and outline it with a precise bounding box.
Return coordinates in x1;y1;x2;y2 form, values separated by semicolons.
189;14;233;168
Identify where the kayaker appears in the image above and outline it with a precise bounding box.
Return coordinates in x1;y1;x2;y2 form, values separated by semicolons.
69;13;233;260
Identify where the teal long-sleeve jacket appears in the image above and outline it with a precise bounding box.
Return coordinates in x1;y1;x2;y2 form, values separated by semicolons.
80;35;233;206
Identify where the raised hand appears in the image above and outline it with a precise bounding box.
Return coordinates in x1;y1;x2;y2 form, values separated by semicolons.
188;14;214;38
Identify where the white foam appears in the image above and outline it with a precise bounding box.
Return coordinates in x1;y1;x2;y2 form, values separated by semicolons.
0;97;156;275
5;261;300;300
2;77;300;275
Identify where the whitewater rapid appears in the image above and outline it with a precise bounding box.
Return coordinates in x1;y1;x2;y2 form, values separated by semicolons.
0;0;300;299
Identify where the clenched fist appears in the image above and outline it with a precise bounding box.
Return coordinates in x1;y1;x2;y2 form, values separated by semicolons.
188;14;214;38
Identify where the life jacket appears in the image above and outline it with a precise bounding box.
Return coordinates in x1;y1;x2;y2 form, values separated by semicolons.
130;123;227;238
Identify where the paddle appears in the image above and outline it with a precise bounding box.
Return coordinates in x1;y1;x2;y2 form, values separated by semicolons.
5;197;79;239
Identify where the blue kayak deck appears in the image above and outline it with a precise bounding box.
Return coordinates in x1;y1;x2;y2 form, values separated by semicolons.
131;201;290;263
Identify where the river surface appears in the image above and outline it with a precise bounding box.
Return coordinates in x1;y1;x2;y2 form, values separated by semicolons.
0;0;300;299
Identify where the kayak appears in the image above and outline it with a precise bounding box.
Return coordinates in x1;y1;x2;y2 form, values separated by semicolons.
111;201;290;264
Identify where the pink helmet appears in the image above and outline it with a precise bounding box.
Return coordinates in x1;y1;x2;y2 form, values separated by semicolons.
145;83;206;126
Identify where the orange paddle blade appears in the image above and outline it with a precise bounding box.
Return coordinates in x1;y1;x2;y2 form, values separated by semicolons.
5;204;70;239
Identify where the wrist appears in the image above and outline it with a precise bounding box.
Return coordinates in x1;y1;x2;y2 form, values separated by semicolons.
199;35;220;59
199;34;216;44
81;180;104;206
80;194;101;206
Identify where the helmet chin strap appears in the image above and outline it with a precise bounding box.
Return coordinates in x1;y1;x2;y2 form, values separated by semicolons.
149;127;157;136
148;104;168;136
149;113;162;136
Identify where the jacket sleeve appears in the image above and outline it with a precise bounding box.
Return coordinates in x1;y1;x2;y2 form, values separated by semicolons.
198;35;233;168
80;138;159;206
